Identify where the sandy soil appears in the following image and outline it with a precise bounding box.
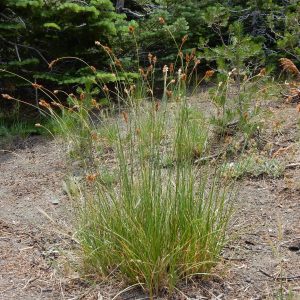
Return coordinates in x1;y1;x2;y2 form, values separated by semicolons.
0;137;82;300
0;102;299;299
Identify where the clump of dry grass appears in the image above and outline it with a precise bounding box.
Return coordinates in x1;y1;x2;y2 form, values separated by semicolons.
279;58;300;77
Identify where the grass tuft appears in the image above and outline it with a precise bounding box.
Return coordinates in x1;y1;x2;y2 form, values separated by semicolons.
75;100;232;297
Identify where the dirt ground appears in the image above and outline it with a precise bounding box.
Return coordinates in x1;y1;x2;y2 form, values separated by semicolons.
0;101;299;299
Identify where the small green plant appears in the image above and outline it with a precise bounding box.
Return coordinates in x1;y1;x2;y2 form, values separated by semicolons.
202;21;267;142
174;107;209;161
275;287;296;300
0;119;40;138
222;154;285;180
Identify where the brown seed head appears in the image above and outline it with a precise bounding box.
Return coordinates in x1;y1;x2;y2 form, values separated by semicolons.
1;93;13;100
139;68;145;76
91;132;98;141
147;65;154;75
128;25;135;33
155;102;160;112
32;83;43;89
185;53;191;63
279;58;300;76
194;59;201;66
182;35;188;44
80;92;85;101
90;66;97;73
51;101;63;108
115;59;122;68
153;56;157;64
181;73;187;81
103;85;109;93
190;49;196;60
148;53;153;64
178;68;182;77
39;99;51;109
166;90;173;98
86;173;97;183
163;65;169;74
122;111;129;123
204;70;215;78
169;63;174;74
159;17;165;25
48;59;58;69
259;68;266;76
103;45;112;54
91;99;100;109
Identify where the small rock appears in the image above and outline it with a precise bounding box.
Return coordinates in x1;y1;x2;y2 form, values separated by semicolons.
51;197;60;205
288;242;300;252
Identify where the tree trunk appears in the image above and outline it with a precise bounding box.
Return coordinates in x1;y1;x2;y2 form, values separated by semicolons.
116;0;125;12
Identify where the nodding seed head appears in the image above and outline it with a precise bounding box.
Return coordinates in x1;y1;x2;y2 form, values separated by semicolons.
169;63;174;74
181;73;187;81
128;25;135;33
155;102;160;112
86;173;97;183
259;68;266;76
204;70;215;78
148;53;153;64
1;93;13;100
182;35;188;44
103;85;109;93
166;90;173;98
122;111;129;123
159;17;165;25
163;65;169;74
39;99;51;109
32;83;43;89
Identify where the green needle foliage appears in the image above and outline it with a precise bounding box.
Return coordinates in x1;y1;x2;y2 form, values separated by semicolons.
0;0;131;87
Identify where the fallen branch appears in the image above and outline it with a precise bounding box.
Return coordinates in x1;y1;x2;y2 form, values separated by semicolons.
194;152;223;164
259;269;300;281
272;144;294;158
285;162;300;169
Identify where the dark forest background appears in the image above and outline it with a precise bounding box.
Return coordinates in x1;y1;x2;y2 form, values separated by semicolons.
0;0;299;121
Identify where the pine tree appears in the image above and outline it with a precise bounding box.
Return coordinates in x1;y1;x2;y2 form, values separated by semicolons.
0;0;129;89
